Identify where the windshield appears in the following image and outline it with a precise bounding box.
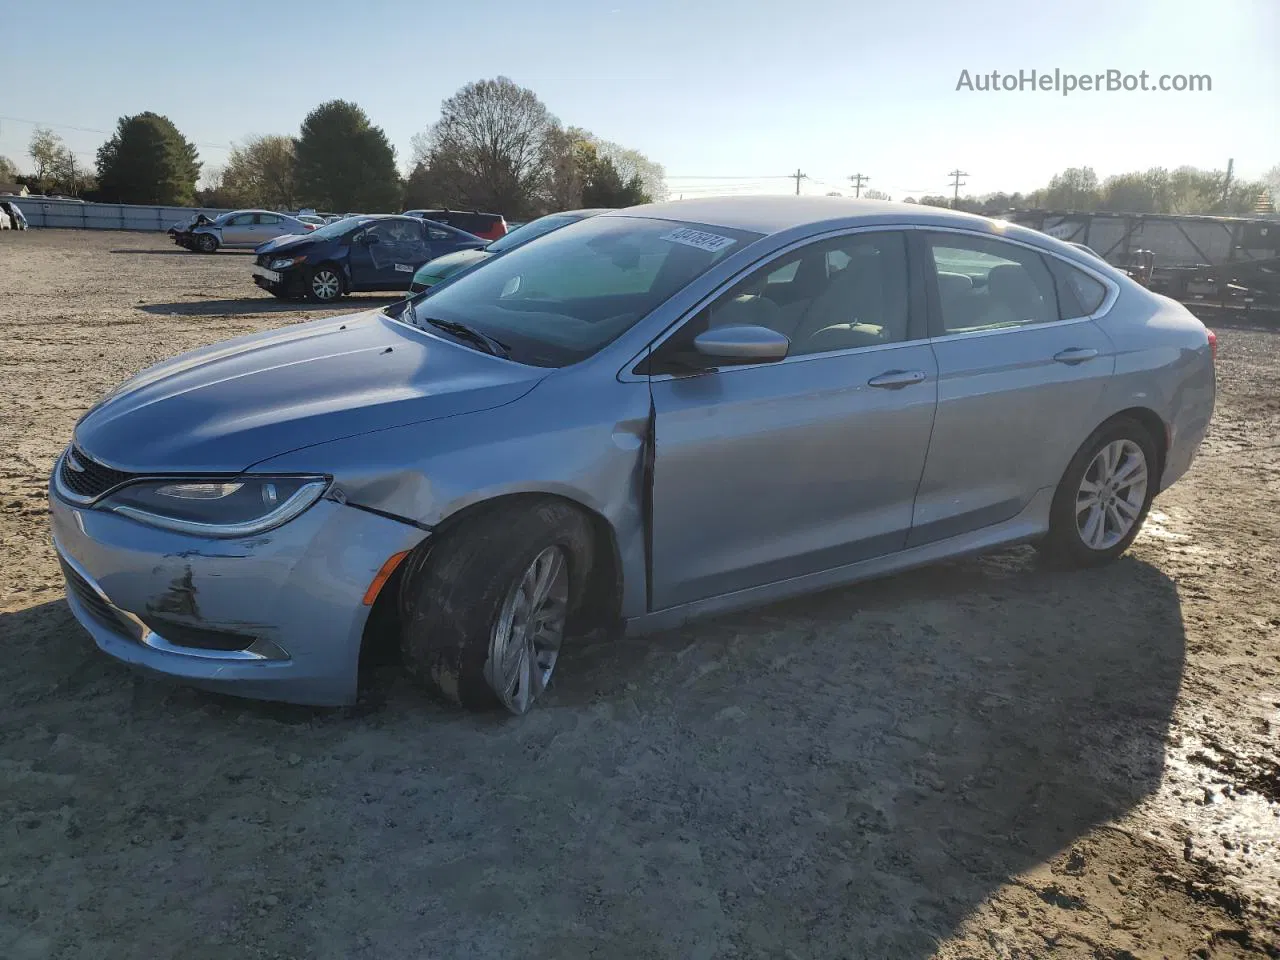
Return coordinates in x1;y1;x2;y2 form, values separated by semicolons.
306;216;376;240
400;215;762;367
485;213;583;253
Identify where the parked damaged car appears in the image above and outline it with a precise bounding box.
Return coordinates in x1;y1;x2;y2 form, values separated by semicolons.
1;199;30;230
251;214;484;302
50;197;1215;715
173;209;316;253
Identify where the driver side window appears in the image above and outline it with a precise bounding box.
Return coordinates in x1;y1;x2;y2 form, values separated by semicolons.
695;231;911;357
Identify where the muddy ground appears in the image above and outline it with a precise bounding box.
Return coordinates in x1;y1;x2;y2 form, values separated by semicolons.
1;229;1277;960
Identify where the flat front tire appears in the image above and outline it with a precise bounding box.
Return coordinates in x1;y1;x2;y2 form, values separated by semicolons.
1039;417;1158;568
399;499;594;713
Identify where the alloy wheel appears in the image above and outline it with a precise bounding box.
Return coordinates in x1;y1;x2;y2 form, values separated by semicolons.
1076;439;1148;550
485;545;568;715
311;270;340;301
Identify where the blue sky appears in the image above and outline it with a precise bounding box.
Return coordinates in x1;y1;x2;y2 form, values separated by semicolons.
1;0;1275;199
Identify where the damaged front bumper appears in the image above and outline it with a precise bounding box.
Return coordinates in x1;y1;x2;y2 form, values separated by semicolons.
48;481;426;706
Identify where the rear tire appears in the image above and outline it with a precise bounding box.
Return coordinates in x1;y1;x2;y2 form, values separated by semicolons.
195;233;218;254
1038;417;1158;568
399;499;594;713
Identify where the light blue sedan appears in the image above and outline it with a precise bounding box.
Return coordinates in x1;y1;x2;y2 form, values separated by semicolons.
49;197;1215;714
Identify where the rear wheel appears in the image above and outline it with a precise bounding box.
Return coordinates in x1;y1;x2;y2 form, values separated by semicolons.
1039;417;1158;567
399;499;594;714
306;265;343;302
195;233;218;253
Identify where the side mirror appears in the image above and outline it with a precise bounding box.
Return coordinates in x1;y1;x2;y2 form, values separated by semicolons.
692;325;789;365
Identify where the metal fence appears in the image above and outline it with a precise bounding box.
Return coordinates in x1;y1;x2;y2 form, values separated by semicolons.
3;197;232;232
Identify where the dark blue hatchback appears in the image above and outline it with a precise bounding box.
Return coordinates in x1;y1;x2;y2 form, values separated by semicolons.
251;215;485;302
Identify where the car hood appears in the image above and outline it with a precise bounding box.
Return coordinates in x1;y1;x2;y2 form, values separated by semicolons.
414;248;490;281
73;310;545;473
253;233;318;256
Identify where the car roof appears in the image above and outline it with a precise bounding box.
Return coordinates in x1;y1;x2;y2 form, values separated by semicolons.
222;209;300;218
603;196;1012;237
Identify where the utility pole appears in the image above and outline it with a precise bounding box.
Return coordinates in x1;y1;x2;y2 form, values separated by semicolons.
849;173;869;198
948;169;968;208
1220;158;1234;207
791;168;807;196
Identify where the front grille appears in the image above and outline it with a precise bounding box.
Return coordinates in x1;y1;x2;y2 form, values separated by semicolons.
58;555;135;638
58;447;135;501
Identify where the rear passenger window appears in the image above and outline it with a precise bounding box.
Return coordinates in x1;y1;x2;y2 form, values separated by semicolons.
256;214;281;225
427;227;452;241
1048;258;1108;318
927;234;1058;333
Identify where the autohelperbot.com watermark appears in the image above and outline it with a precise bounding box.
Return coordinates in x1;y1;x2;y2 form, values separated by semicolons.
955;68;1211;96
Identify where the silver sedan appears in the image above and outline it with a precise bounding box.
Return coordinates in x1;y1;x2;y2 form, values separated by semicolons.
188;209;315;253
49;197;1214;714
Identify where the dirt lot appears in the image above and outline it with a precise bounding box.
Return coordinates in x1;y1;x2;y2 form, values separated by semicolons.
1;229;1278;960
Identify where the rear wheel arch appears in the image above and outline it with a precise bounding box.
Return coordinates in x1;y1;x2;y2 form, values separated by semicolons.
1096;407;1168;481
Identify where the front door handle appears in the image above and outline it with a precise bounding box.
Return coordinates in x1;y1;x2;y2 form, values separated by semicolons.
1053;347;1099;365
867;369;927;389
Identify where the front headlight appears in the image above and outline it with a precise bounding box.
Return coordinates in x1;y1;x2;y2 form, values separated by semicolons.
269;256;306;270
102;476;329;537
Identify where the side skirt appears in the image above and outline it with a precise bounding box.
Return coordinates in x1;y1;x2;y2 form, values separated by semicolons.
625;486;1054;636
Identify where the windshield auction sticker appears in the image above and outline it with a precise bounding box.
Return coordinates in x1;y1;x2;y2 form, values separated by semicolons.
660;228;737;253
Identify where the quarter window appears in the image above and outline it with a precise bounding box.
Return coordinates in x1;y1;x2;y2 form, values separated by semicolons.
427;226;452;241
692;231;912;357
927;234;1058;333
1047;258;1108;318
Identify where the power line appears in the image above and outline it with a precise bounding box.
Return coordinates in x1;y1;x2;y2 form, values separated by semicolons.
0;115;234;151
948;169;969;208
848;172;869;198
667;174;792;180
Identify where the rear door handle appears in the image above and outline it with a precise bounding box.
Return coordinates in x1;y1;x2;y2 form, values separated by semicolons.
867;369;927;389
1053;347;1099;365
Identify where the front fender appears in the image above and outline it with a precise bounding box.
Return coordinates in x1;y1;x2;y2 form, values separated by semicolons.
250;372;653;617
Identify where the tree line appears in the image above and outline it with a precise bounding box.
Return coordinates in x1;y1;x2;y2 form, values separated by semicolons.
900;164;1277;217
0;76;664;215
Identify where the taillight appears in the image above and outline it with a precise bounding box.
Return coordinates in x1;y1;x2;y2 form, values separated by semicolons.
305;224;316;231
1206;328;1217;361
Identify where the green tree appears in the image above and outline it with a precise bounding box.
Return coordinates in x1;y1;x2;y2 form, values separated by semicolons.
917;195;951;208
580;151;649;207
294;101;400;212
862;188;891;201
1041;167;1100;210
590;139;667;202
1101;172;1156;212
28;127;69;186
221;134;297;208
0;155;19;182
95;112;201;205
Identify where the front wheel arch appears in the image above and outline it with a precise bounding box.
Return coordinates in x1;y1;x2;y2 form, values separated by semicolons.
423;492;623;634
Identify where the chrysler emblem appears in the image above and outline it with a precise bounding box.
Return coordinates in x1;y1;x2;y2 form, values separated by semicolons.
65;449;86;473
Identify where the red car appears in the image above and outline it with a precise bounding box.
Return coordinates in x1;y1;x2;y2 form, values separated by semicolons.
403;208;507;241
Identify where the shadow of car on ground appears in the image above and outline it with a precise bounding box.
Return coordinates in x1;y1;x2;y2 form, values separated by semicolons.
0;545;1185;957
137;297;402;317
